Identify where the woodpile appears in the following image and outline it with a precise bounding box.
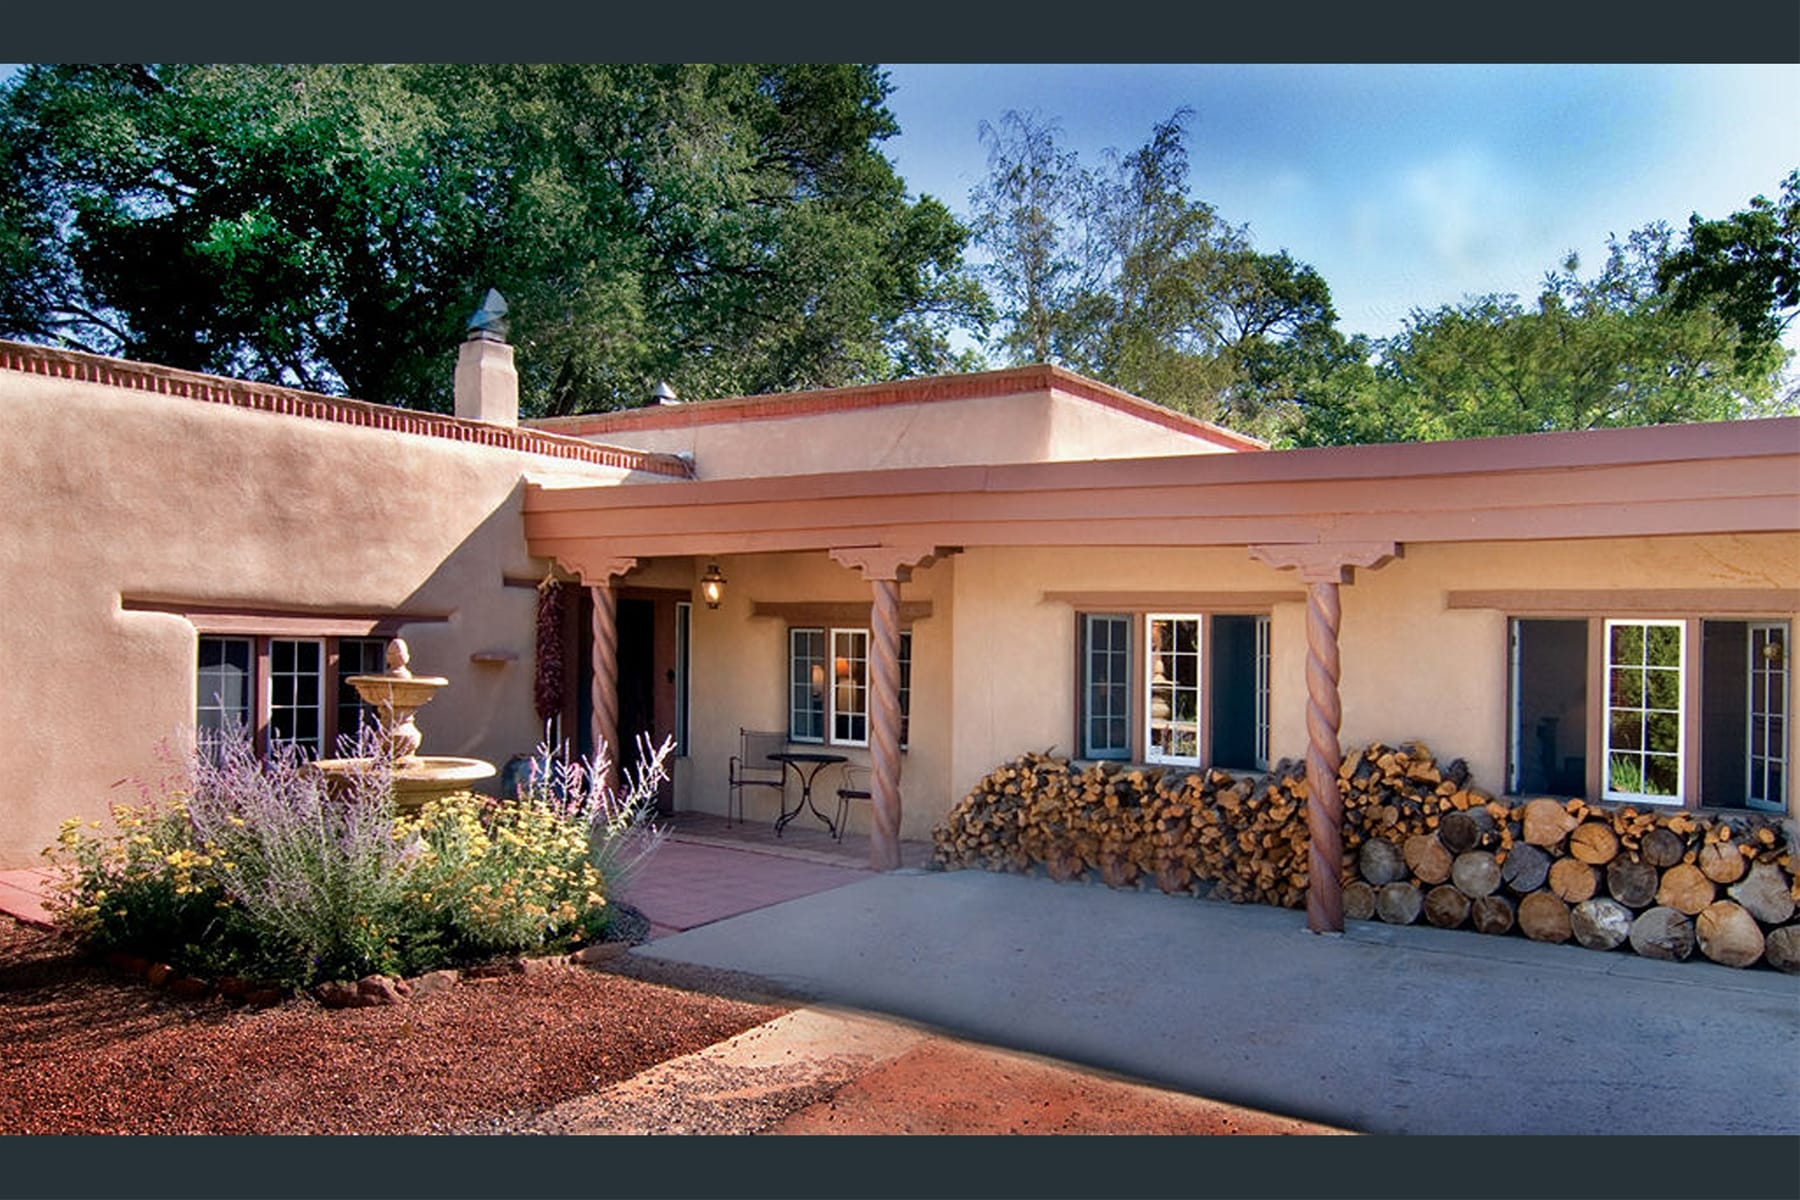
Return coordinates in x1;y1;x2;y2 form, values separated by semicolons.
931;752;1313;908
933;741;1800;973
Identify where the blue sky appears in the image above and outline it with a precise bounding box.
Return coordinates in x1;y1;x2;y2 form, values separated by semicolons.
881;64;1800;351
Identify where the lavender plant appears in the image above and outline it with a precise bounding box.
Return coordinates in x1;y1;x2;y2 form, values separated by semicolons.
46;725;674;988
516;731;673;902
183;724;426;982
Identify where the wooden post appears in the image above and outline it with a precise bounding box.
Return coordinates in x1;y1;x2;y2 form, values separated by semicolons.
590;580;619;792
868;576;904;871
1303;580;1345;933
1249;540;1399;934
560;554;637;792
830;545;945;872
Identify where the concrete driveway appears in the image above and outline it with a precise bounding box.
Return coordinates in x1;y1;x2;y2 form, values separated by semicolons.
636;866;1800;1136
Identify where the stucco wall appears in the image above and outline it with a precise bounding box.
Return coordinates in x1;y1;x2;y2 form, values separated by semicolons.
582;387;1234;479
678;551;954;840
939;536;1800;830
0;368;644;866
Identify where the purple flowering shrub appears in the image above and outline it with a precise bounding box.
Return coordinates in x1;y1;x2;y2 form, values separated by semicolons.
46;725;672;988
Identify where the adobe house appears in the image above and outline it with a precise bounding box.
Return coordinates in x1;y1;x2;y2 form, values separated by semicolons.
3;320;1795;933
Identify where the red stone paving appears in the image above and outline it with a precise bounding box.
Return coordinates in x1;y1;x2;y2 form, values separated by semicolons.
0;869;56;929
623;840;871;937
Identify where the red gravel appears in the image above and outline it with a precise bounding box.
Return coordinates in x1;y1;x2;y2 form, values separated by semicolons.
0;916;789;1135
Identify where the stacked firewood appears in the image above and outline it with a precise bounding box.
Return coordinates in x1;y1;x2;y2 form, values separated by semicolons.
1341;743;1799;971
931;752;1311;907
933;742;1800;972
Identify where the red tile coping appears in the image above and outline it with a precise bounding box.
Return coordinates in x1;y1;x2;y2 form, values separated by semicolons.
0;340;693;479
526;363;1268;453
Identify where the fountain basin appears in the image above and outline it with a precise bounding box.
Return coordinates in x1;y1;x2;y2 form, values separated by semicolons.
343;674;450;711
314;755;498;814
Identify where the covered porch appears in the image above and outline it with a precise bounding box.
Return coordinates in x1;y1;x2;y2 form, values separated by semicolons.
523;419;1800;932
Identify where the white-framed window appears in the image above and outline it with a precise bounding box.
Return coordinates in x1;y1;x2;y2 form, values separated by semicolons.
1508;615;1787;811
1078;612;1269;770
1746;622;1786;812
1145;614;1203;765
1604;619;1685;803
788;626;912;750
831;628;870;745
1082;614;1132;760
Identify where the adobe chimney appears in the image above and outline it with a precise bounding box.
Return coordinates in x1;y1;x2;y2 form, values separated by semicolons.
454;288;519;426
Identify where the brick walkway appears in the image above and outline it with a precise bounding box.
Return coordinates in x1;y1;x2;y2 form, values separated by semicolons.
624;812;932;939
0;869;55;929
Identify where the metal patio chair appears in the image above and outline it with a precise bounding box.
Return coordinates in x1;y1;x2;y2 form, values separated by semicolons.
728;728;787;825
834;763;871;843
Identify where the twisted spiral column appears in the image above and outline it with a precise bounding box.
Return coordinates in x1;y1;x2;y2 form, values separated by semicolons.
1303;580;1345;933
590;582;620;792
868;577;904;871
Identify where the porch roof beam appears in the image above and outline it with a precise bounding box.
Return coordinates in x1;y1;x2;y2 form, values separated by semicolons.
523;423;1799;562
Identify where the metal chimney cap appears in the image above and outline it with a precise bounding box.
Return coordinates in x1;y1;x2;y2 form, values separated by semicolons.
653;380;679;405
466;288;510;342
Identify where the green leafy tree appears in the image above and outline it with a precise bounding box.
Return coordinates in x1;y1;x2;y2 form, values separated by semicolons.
1658;169;1800;365
0;64;987;415
1294;225;1789;446
968;107;1343;441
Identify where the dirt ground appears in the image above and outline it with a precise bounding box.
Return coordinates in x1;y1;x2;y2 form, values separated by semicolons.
1;915;1338;1136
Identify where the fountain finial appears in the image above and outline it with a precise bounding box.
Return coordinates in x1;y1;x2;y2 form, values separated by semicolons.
385;637;413;679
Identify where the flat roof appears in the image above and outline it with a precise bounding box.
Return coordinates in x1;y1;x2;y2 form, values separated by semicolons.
524;415;1800;572
525;363;1268;454
0;340;694;478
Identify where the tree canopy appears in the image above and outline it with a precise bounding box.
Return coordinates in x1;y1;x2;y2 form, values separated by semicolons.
1658;169;1800;367
0;64;987;415
967;108;1348;442
5;66;1792;446
1292;225;1790;446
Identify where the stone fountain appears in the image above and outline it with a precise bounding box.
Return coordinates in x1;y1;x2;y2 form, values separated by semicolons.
313;638;496;812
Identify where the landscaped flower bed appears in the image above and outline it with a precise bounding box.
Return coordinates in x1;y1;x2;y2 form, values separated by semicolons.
43;728;669;996
934;743;1800;972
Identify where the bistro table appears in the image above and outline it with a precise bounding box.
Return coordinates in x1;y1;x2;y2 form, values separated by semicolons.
768;751;849;837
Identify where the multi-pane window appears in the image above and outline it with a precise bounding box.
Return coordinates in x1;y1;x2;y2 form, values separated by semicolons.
197;636;254;746
198;633;393;761
898;631;913;750
1083;615;1131;759
1079;612;1270;769
788;626;912;749
1509;616;1788;810
789;628;827;743
1146;615;1202;764
1604;620;1684;802
268;639;325;756
1747;623;1787;812
334;637;388;750
832;628;870;745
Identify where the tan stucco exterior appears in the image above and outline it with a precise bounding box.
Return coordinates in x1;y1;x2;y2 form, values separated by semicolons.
562;389;1241;479
925;537;1800;823
0;363;654;866
674;551;955;841
660;533;1799;838
4;340;1796;870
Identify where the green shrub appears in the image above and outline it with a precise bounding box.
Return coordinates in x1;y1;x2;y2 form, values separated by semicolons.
45;728;673;987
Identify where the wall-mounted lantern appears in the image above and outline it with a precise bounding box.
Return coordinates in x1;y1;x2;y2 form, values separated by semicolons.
699;562;727;609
